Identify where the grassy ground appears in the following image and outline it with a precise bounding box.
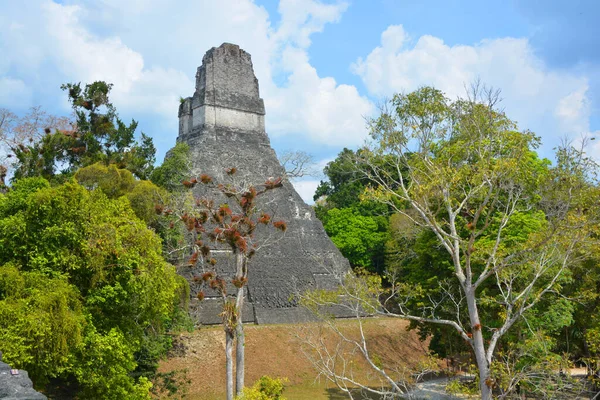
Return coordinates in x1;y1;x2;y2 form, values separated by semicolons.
155;317;431;399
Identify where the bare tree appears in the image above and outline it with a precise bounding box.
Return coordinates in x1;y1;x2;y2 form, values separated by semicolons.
299;268;441;399
278;149;319;179
0;106;72;184
160;169;286;400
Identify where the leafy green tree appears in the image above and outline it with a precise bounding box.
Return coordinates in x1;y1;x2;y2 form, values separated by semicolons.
322;208;388;272
0;177;188;396
314;148;362;207
0;107;72;187
386;208;583;394
74;327;153;400
555;217;600;385
314;148;387;216
150;143;192;192
75;162;167;227
75;162;184;272
357;85;598;399
12;82;155;181
0;265;84;381
306;85;599;399
314;148;401;215
75;162;136;197
314;148;392;272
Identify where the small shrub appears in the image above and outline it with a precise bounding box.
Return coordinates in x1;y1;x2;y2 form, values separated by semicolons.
236;376;287;400
445;377;479;396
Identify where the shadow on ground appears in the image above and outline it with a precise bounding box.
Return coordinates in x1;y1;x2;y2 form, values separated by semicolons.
325;379;463;399
326;387;388;399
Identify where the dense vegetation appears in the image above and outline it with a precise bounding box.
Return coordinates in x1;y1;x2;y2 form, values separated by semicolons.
12;82;155;182
312;86;600;398
314;148;392;273
0;82;190;399
1;76;599;399
0;177;188;398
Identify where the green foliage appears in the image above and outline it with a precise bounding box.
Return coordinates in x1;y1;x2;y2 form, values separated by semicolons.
74;327;152;400
314;148;365;208
0;177;188;396
314;148;391;219
147;143;194;256
314;148;392;273
75;162;168;226
150;143;191;192
12;81;156;181
553;208;600;377
0;265;84;382
489;333;582;397
445;377;479;396
236;376;287;400
349;85;600;398
322;207;388;272
75;162;136;198
375;89;575;359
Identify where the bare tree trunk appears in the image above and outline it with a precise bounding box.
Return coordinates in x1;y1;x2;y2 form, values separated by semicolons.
226;329;234;400
477;354;492;400
465;286;492;400
235;311;245;396
235;253;246;396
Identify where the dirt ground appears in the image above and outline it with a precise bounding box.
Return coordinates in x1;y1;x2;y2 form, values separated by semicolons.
155;317;431;399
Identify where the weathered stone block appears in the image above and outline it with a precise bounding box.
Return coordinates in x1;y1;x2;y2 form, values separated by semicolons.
0;353;46;400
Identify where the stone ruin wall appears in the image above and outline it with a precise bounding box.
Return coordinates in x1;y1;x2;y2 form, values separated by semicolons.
172;43;351;325
0;352;47;400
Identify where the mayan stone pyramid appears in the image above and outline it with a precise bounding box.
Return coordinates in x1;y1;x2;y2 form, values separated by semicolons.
175;43;350;325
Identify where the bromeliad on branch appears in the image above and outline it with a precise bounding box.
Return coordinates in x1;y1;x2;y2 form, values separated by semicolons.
156;166;286;400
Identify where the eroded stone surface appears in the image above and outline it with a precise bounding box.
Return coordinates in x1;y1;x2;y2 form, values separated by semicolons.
0;353;46;400
173;43;351;325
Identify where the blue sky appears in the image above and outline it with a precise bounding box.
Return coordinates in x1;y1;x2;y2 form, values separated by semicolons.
1;0;598;202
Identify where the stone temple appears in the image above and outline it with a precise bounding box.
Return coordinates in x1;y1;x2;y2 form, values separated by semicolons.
174;43;350;325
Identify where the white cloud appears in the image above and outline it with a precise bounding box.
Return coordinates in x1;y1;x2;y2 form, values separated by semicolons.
267;47;373;146
0;0;369;148
4;4;593;160
352;25;591;154
273;0;349;48
42;2;194;118
555;86;590;135
0;77;32;108
44;2;144;90
265;0;372;147
291;179;321;204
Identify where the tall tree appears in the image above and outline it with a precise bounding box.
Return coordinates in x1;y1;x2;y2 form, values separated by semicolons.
150;143;193;192
307;86;599;399
163;169;286;400
321;207;388;273
363;86;598;398
0;177;187;397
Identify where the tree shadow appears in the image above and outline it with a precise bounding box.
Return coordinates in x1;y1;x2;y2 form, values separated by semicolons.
325;387;391;399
